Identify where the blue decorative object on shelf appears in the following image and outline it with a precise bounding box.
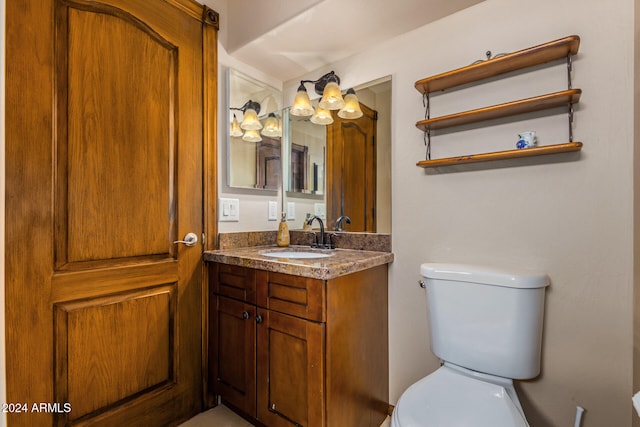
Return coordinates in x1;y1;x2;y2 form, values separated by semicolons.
516;131;537;149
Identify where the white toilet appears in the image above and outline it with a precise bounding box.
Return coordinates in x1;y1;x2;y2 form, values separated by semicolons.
392;263;550;427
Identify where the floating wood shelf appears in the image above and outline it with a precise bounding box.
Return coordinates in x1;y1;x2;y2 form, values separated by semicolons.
416;89;581;132
415;35;580;94
416;142;583;168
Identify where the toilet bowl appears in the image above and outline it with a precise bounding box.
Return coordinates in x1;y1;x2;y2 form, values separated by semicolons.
392;363;527;427
391;263;549;427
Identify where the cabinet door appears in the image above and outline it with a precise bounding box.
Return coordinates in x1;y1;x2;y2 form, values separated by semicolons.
210;295;257;417
257;309;326;427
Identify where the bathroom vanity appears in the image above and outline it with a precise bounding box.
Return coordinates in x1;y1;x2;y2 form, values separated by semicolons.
204;245;393;427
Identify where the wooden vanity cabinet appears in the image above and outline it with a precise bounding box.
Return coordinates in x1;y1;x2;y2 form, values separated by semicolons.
208;262;389;427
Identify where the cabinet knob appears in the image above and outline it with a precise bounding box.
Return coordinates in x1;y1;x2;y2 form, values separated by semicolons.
256;314;263;324
242;311;249;320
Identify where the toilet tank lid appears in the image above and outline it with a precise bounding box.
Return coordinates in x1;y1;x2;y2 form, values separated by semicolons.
421;263;549;289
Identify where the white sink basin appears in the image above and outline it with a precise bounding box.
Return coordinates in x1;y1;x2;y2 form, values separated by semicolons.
261;250;334;259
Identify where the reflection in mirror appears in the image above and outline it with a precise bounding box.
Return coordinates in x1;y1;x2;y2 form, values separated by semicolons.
287;109;325;195
284;77;391;234
227;68;283;190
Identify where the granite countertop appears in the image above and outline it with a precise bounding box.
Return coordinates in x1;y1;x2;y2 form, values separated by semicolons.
203;245;394;280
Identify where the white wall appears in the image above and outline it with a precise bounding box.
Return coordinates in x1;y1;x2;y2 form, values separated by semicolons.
206;0;288;233
283;0;635;425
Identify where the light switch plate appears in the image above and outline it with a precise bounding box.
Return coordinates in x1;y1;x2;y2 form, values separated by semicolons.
268;201;278;221
314;203;326;220
219;198;239;222
287;202;296;220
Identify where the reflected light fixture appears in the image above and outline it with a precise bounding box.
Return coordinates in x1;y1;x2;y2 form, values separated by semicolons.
242;129;262;143
230;113;243;137
238;101;262;130
261;113;282;137
230;100;264;142
291;71;363;124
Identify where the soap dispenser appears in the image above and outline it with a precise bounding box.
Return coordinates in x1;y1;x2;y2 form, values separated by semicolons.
276;212;290;247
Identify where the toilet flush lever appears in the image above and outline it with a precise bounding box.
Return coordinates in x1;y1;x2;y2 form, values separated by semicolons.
173;232;198;247
418;280;426;289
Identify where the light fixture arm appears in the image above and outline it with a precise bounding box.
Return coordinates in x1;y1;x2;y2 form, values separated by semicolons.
299;71;341;96
230;99;261;115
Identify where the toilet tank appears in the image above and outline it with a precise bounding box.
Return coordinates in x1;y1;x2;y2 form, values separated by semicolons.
421;263;549;380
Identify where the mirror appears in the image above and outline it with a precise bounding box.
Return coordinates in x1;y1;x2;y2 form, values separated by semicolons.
284;77;392;233
227;68;283;190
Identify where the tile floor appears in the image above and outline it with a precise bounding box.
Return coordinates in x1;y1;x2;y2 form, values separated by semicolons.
179;405;391;427
179;405;253;427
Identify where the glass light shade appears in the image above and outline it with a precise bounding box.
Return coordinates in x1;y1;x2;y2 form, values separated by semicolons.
230;114;244;137
318;81;345;110
242;129;262;142
240;108;262;130
291;88;315;117
337;91;363;119
261;115;282;137
310;106;334;125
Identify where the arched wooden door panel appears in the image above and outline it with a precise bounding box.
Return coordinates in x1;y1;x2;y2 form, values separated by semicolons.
6;0;218;425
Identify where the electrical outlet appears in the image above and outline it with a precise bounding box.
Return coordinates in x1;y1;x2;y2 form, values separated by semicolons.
268;201;278;221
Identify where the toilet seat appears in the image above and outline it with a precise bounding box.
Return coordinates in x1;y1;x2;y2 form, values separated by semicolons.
392;365;529;427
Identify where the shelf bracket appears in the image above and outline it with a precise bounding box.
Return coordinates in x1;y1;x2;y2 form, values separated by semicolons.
566;54;573;89
568;104;574;143
567;54;574;142
423;92;431;159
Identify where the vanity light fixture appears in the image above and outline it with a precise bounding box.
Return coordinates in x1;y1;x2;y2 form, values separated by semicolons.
337;88;363;119
310;106;333;125
291;71;363;124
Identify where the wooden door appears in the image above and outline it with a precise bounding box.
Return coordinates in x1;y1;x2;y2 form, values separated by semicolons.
326;104;377;232
256;309;325;427
255;137;282;190
5;0;218;426
210;296;257;417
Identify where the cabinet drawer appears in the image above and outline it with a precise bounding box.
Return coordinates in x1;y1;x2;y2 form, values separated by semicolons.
258;271;325;322
210;263;256;304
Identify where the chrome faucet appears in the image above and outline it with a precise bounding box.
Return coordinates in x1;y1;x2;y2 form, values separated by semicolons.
307;215;329;249
334;215;351;231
